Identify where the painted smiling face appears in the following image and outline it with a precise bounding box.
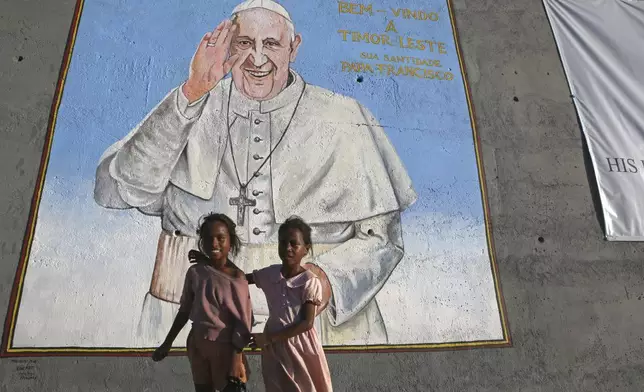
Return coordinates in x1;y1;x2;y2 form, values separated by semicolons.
230;8;301;101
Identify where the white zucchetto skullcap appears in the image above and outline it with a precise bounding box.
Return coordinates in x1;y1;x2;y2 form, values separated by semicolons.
231;0;292;22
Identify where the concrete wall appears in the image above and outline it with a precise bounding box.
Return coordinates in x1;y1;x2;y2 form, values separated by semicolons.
2;0;644;391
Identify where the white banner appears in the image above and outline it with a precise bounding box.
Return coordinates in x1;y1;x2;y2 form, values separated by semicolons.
543;0;644;240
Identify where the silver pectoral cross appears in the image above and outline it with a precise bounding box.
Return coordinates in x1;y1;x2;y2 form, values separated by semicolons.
229;186;256;226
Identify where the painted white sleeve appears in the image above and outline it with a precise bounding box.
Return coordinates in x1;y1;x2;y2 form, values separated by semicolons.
312;211;404;327
93;84;208;209
176;84;208;118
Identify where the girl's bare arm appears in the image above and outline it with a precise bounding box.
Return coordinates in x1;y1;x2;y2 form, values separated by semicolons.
162;310;190;346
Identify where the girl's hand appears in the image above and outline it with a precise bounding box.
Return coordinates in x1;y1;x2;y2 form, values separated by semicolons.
152;342;171;361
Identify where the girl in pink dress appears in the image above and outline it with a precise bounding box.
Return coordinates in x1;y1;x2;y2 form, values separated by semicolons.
152;213;252;392
248;217;333;392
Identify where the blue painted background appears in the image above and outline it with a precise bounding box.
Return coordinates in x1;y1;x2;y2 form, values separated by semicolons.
48;0;483;222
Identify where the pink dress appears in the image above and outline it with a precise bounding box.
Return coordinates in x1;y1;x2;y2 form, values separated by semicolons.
253;265;333;392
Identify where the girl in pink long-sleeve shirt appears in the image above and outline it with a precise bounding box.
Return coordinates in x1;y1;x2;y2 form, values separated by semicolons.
248;216;333;392
152;213;252;392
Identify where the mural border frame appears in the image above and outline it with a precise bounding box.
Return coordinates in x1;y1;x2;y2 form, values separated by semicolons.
1;0;512;357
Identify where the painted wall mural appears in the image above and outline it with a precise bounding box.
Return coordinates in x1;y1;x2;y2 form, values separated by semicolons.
2;0;510;355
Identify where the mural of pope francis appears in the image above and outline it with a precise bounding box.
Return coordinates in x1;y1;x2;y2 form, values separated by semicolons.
94;0;417;346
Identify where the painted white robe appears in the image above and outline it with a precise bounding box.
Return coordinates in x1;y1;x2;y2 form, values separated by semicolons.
94;71;417;347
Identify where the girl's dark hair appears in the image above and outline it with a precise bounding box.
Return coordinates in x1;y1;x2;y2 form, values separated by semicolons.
278;216;313;248
197;213;241;256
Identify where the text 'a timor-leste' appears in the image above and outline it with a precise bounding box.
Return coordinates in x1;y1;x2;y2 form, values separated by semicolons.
337;30;448;53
